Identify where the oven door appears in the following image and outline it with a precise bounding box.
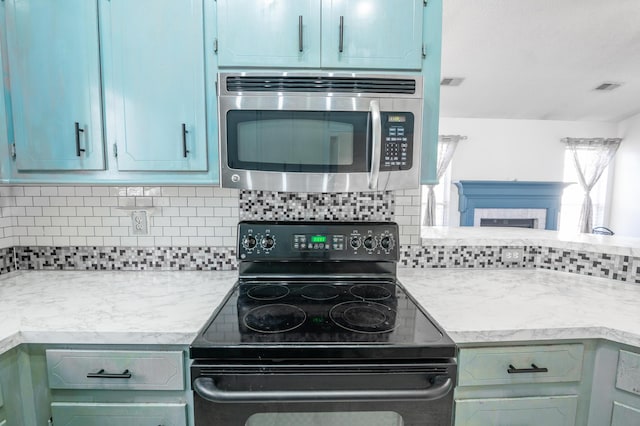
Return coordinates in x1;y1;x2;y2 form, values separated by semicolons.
219;94;422;193
192;362;455;426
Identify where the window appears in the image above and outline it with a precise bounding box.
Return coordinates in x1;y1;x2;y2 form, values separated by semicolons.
420;162;453;227
559;147;611;233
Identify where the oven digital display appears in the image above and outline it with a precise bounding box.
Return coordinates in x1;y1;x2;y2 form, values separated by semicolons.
310;235;327;243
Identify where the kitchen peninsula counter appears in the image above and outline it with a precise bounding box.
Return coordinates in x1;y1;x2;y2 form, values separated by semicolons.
0;267;639;355
422;226;640;257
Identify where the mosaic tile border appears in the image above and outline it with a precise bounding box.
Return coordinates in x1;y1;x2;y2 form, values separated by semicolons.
0;247;16;275
15;246;237;271
400;245;535;269
4;244;638;284
399;245;640;284
239;190;394;222
532;246;632;281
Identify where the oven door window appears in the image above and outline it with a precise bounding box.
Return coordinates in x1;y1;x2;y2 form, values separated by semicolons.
226;111;370;173
246;411;404;426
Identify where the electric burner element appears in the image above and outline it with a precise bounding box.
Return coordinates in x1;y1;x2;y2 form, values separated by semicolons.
330;301;397;334
349;284;392;301
247;284;290;301
243;304;306;333
300;284;339;301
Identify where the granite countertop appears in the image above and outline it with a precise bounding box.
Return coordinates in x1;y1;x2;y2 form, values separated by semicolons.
398;268;640;347
0;270;238;354
1;268;639;355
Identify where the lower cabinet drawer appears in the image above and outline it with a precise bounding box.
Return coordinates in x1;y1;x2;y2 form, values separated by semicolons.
458;344;584;386
612;401;640;426
455;395;578;426
46;349;184;390
51;402;186;426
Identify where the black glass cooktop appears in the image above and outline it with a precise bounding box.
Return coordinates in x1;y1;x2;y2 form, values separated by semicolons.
190;279;455;360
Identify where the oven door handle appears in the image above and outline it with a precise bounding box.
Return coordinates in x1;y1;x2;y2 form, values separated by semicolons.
193;376;452;403
368;99;382;190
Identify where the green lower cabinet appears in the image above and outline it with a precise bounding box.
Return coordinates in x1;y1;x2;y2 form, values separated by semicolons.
0;348;26;426
611;402;640;426
51;402;187;426
455;395;578;426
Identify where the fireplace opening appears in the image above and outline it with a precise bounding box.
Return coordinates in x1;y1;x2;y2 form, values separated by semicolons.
480;218;537;229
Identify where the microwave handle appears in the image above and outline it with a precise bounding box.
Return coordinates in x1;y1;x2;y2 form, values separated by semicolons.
368;100;382;190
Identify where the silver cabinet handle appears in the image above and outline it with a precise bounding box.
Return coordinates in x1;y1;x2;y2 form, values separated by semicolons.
298;15;303;52
339;15;344;52
368;100;381;190
193;376;452;403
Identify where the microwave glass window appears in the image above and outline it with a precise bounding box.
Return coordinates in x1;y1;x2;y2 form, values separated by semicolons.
227;111;370;173
237;119;354;165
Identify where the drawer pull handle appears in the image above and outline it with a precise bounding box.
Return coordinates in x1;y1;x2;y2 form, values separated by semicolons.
507;364;549;374
86;369;132;379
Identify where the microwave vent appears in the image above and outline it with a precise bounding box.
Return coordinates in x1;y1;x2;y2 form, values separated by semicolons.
226;76;417;94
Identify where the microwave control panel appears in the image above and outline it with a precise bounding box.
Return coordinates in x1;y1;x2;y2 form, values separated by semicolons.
380;112;414;171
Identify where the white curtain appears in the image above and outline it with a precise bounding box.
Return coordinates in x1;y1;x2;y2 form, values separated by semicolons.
423;135;465;226
562;137;621;233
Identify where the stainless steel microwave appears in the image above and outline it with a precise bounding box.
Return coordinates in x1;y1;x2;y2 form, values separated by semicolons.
218;72;423;192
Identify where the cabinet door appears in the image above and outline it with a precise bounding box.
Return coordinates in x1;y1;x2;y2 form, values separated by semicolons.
51;403;186;426
5;0;105;171
321;0;424;69
101;0;207;171
217;0;322;68
455;396;578;426
612;402;640;426
0;33;9;181
0;349;25;426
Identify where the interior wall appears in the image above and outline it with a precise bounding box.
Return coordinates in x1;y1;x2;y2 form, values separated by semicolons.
438;117;619;226
610;111;640;237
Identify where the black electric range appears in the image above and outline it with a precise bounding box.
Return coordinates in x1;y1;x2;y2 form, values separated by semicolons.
190;221;455;360
190;222;456;426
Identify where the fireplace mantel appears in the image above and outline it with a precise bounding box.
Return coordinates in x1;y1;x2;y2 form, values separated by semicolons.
454;181;572;230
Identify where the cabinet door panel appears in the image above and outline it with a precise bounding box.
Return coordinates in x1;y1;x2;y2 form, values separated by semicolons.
321;0;423;69
6;0;104;171
217;0;321;68
455;396;578;426
102;0;207;171
51;403;186;426
612;402;640;426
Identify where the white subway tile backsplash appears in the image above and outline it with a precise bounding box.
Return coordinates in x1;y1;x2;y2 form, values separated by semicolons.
0;185;419;251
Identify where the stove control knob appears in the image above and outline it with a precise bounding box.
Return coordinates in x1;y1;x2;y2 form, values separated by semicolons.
243;235;257;249
261;236;275;249
350;236;361;249
363;236;376;250
380;236;393;250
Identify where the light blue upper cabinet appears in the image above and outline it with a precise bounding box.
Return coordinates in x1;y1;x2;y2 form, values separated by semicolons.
5;0;105;171
321;0;423;70
216;0;422;70
101;0;207;172
217;0;322;68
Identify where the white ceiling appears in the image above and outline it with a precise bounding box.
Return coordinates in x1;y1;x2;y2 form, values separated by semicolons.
439;0;640;122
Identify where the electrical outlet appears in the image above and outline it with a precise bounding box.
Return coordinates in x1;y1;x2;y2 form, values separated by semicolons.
131;210;148;235
501;247;524;263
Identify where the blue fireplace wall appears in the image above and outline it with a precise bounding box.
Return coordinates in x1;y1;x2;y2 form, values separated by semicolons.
454;181;571;230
